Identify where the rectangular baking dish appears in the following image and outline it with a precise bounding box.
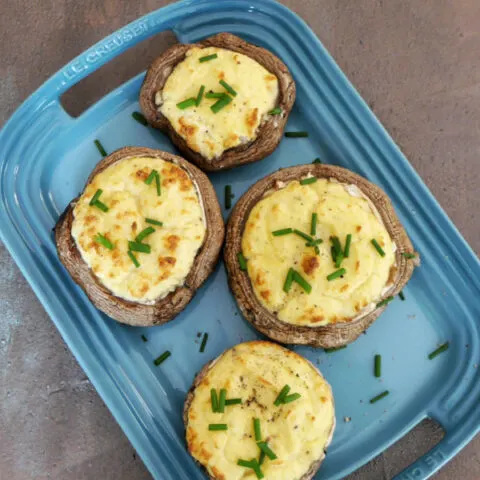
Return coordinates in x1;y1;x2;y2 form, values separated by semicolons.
1;1;479;479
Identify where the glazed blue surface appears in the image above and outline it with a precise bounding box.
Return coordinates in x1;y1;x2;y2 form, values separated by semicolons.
1;1;479;479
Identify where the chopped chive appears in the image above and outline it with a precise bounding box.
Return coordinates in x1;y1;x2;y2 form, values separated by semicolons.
132;111;148;126
94;233;114;250
330;246;337;263
335;251;344;268
93;200;109;212
94;139;107;157
327;268;346;281
145;218;163;227
293;229;314;243
141;334;148;342
300;177;317;185
399;291;405;301
306;239;323;247
268;107;282;115
199;333;208;353
371;239;386;257
344;234;352;258
259;451;266;465
237;459;264;479
176;97;197;110
282;393;301;404
402;252;416;259
211;94;232;113
219;79;237;97
330;236;342;257
314;245;320;255
377;296;394;308
253;418;262;441
292;270;312;294
237;459;256;468
370;390;389;404
155;172;161;196
374;354;381;378
218;388;227;413
225;185;232;209
428;342;449;360
324;345;347;353
225;398;242;405
128;250;140;268
211;389;219;413
128;241;151;254
257;441;277;460
205;92;226;99
285;131;308;138
199;53;218;62
274;385;291;406
310;213;317;236
195;85;205;106
145;169;158;185
272;228;293;236
312;158;322;164
89;189;103;206
283;268;295;293
238;252;247;271
153;350;171;366
209;424;228;431
135;226;155;243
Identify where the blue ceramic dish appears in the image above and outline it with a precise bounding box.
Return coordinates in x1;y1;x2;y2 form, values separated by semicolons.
0;1;479;479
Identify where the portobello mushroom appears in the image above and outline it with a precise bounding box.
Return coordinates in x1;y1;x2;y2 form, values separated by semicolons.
140;32;295;171
224;164;420;348
184;341;335;479
55;146;224;326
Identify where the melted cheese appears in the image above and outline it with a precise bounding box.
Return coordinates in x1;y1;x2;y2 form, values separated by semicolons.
157;47;279;160
71;157;206;303
242;178;396;326
186;341;335;480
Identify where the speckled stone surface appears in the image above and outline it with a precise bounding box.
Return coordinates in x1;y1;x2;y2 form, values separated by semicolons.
0;1;479;479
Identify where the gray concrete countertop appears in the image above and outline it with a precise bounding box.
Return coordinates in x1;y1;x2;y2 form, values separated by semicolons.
1;1;479;479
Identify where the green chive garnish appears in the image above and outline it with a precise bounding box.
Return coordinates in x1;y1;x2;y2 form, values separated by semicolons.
94;139;107;156
237;459;264;479
225;185;232;209
402;252;416;259
310;213;317;236
237;460;255;468
209;424;228;431
283;268;295;293
153;350;171;366
428;342;449;360
94;233;114;250
335;251;344;268
272;228;293;236
196;85;205;106
238;252;247;271
374;354;381;378
128;250;140;268
371;239;386;257
225;398;242;405
199;53;218;62
300;177;317;185
257;442;277;460
399;291;405;301
292;270;312;294
93;200;109;212
274;385;291;406
90;189;103;206
199;333;208;353
344;234;352;258
145;169;158;185
176;97;197;110
282;393;301;404
312;158;322;164
132;111;148;126
293;229;314;243
145;218;163;227
219;79;237;97
285;131;308;138
211;389;219;413
253;418;262;441
128;241;151;254
218;388;227;413
377;296;394;308
306;239;323;247
268;107;282;115
327;268;346;281
205;92;226;99
331;236;342;256
89;189;109;212
324;346;347;353
370;390;389;404
314;245;320;255
155;172;161;196
135;226;155;243
259;451;266;465
141;334;148;342
211;94;232;113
